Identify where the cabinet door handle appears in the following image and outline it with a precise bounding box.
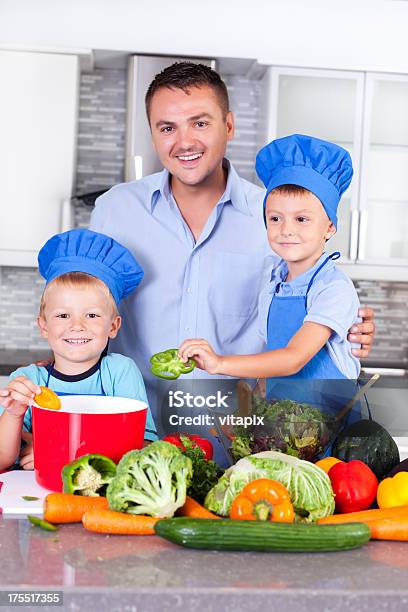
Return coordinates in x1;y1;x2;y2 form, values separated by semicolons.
60;198;73;233
134;155;143;180
349;209;359;261
357;210;368;261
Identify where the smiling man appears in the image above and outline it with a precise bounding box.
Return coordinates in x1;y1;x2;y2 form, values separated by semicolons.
89;62;375;424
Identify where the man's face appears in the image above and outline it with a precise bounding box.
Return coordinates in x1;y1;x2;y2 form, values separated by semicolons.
148;85;234;188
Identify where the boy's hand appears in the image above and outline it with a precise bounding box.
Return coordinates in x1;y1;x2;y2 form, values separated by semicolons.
19;432;34;470
179;339;222;375
348;307;375;359
0;376;41;418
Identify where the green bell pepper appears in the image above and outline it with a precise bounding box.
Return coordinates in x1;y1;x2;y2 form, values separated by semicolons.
62;453;117;497
150;348;196;380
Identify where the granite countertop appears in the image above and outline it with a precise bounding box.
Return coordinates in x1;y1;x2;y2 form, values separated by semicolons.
1;517;408;611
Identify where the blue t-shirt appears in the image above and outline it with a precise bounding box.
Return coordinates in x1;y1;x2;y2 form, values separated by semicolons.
257;253;361;379
4;353;157;441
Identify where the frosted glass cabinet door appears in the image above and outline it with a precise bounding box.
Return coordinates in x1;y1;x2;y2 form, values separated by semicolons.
358;74;408;264
0;50;79;266
266;68;364;261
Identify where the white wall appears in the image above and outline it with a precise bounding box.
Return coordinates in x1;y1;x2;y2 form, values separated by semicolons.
2;0;408;74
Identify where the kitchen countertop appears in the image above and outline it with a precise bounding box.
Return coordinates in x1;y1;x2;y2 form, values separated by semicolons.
1;517;408;612
0;350;51;375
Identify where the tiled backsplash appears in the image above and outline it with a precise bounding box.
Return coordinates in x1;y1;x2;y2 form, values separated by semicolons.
355;281;408;367
76;69;127;195
0;67;407;367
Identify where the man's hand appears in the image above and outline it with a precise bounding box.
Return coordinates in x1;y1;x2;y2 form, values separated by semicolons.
348;307;375;359
19;431;34;470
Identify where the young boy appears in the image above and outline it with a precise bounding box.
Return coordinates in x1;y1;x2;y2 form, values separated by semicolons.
0;228;157;471
179;134;361;398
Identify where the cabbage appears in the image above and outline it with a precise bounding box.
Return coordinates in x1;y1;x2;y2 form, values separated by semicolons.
204;451;335;522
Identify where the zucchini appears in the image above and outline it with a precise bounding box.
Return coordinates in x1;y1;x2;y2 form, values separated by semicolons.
154;518;371;552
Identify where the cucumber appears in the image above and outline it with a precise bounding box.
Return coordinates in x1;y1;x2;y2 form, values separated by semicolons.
155;518;371;552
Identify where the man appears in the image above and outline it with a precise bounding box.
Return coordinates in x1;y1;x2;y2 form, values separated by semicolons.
90;62;374;425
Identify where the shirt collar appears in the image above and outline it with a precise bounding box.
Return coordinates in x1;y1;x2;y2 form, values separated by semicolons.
148;169;171;212
272;251;337;287
218;159;252;215
148;159;252;215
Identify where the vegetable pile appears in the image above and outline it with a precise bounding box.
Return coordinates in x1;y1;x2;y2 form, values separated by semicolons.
231;396;338;462
28;419;408;551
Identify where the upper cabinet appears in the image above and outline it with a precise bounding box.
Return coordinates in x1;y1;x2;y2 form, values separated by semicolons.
359;73;408;265
0;50;80;267
262;66;408;280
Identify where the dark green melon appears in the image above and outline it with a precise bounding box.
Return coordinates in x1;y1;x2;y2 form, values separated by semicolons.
332;419;400;480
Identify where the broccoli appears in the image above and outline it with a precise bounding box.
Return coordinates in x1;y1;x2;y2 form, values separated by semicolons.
106;441;193;518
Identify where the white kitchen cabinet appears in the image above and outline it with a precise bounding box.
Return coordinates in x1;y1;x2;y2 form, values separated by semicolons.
264;66;364;263
262;66;408;281
0;50;79;266
358;73;408;265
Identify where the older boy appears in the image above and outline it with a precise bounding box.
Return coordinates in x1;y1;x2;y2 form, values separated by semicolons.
179;135;361;391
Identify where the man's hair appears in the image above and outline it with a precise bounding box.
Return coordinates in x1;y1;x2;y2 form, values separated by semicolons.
39;272;118;318
145;62;230;121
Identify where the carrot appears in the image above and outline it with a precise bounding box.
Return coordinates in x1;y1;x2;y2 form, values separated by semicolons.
176;495;220;519
43;493;109;523
82;509;159;534
368;517;408;541
317;505;408;525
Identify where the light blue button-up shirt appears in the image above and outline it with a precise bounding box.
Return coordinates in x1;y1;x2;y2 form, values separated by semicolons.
90;161;277;419
257;252;361;379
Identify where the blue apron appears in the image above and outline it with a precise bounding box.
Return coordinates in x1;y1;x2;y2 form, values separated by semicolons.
45;362;106;397
266;252;360;425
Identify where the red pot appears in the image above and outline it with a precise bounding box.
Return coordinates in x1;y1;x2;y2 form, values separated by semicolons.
32;395;148;491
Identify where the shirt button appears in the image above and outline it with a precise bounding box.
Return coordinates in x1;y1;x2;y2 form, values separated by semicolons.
186;288;192;294
184;326;190;332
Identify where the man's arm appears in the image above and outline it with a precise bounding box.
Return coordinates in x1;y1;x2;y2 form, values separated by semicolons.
348;307;375;359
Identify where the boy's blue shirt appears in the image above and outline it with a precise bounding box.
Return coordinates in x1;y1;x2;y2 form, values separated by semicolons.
257;252;361;379
5;352;157;441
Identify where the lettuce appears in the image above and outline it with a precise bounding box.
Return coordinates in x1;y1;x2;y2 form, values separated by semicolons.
204;451;335;522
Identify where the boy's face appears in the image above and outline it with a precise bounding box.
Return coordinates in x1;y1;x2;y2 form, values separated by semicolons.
37;283;121;373
149;85;234;189
265;190;336;265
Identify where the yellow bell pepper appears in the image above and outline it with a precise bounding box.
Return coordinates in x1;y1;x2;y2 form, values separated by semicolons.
377;472;408;509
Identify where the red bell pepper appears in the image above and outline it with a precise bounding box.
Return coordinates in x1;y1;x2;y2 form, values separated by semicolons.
162;433;213;460
328;460;378;513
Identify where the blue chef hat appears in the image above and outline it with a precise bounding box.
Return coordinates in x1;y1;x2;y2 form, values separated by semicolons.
255;134;353;227
38;229;144;305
